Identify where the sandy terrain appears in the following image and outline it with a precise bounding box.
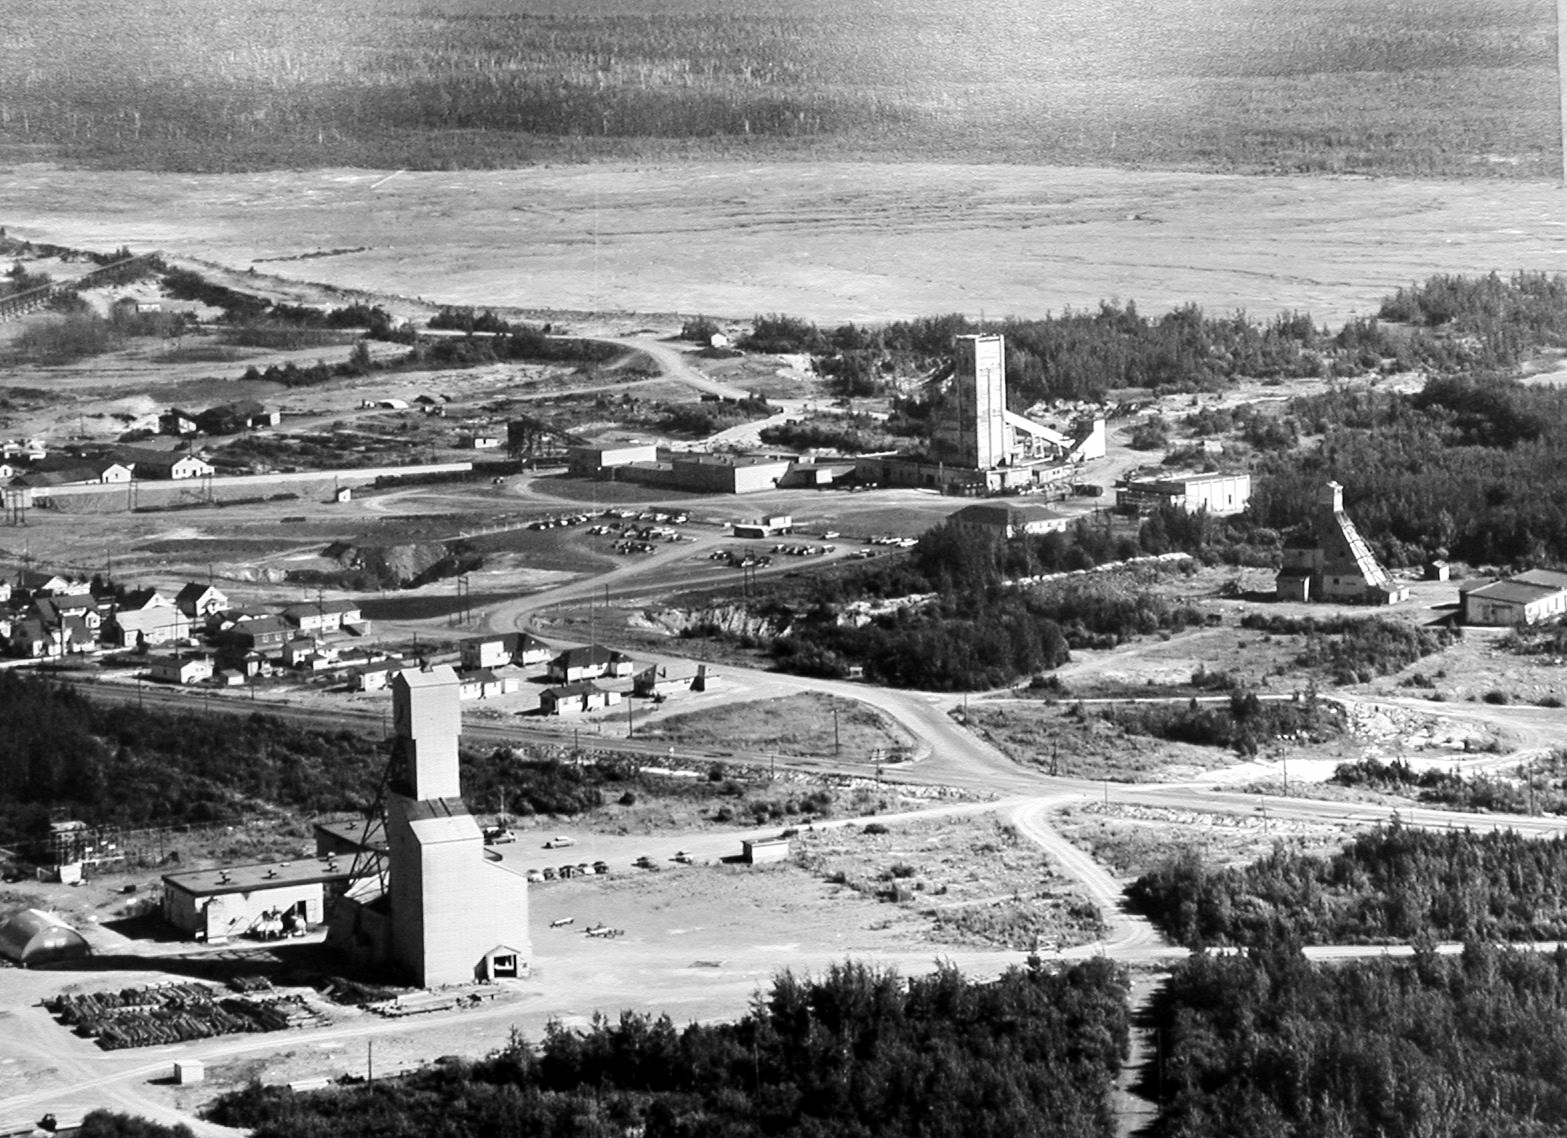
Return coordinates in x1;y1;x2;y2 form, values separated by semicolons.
4;163;1562;326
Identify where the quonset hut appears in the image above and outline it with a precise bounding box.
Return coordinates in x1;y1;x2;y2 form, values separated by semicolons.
0;908;90;967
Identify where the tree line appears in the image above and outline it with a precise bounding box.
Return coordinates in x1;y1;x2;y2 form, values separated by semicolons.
1146;943;1567;1138
203;959;1129;1138
1127;824;1567;948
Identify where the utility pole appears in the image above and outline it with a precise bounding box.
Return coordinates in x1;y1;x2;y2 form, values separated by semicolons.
833;704;840;758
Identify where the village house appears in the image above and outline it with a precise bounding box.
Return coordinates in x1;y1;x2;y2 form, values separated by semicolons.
459;631;552;671
174;582;229;621
212;614;291;656
119;450;215;480
456;668;503;700
281;599;365;636
539;681;619;716
15;571;88;598
146;654;214;685
546;644;636;684
354;660;411;692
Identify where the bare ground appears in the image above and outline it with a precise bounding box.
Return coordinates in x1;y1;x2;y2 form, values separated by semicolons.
3;163;1560;327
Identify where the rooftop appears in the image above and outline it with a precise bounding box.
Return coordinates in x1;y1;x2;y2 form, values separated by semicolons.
163;857;356;897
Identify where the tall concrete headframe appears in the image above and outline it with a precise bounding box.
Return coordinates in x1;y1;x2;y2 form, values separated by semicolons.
328;666;530;987
949;334;1009;470
385;667;529;986
918;333;1106;493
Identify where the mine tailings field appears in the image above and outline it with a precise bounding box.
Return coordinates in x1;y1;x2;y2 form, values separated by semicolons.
4;162;1563;325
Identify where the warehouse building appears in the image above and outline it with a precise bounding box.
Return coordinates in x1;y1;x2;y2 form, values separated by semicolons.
161;856;355;942
1461;568;1567;626
1115;472;1251;516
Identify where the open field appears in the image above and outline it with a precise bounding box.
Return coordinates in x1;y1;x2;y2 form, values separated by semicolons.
3;0;1555;177
5;163;1563;328
629;692;914;760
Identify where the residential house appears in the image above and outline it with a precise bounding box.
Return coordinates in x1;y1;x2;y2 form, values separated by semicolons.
459;631;552;671
196;401;267;436
160;409;200;436
122;450;214;480
354;660;411;692
282;637;322;667
174;583;229;621
281;599;364;636
456;668;503;700
108;604;191;649
213;615;291;657
546;645;635;684
33;593;106;638
15;571;86;597
539;681;618;716
10;614;91;658
146;655;213;685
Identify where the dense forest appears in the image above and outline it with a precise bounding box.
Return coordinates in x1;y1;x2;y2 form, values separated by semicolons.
0;672;386;846
203;960;1129;1138
1126;825;1567;948
1249;373;1567;567
1147;944;1567;1138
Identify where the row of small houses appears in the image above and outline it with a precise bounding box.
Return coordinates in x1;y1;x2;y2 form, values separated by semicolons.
3;572;368;662
5;448;217;490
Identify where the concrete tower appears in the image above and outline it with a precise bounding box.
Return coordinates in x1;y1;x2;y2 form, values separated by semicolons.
382;667;529;986
952;334;1008;469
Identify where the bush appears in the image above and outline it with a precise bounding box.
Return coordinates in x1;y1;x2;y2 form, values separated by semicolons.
863;822;889;835
1483;689;1510;705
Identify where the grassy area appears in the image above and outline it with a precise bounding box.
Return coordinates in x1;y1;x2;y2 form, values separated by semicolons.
795;816;1105;950
1052;803;1352;879
963;702;1243;782
5;0;1554;177
631;692;914;762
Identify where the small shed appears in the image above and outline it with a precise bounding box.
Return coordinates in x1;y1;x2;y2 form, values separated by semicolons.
741;838;790;865
0;908;91;967
174;1059;205;1085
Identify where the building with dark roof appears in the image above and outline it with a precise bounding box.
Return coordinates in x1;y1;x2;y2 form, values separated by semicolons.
1462;569;1567;626
948;501;1072;540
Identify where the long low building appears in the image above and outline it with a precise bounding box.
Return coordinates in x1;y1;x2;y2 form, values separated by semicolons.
1115;472;1252;516
1461;568;1567;626
162;856;358;942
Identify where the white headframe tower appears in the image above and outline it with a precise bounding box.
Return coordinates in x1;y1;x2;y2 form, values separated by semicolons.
330;665;529;987
948;334;1009;470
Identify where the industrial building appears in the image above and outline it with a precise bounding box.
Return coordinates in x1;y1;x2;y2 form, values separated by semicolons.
0;908;91;966
569;445;854;495
326;667;530;986
1275;482;1408;605
1461;569;1567;626
1115;472;1252;516
947;501;1072;540
856;334;1105;495
162;856;355;942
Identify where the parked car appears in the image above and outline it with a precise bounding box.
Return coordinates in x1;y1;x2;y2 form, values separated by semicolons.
545;835;575;849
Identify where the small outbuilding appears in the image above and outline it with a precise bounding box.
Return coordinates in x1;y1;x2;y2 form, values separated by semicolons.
741;838;790;865
0;908;91;967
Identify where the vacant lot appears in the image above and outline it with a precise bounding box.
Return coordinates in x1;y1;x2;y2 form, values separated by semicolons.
631;692;914;762
793;815;1106;951
6;164;1560;328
